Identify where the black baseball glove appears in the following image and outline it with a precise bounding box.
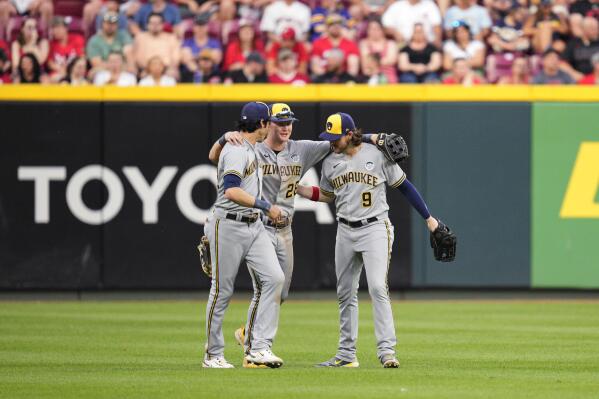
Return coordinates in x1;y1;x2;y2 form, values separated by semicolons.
197;235;212;278
375;133;409;164
430;220;456;262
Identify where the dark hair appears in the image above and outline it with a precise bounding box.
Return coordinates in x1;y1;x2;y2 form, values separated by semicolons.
350;128;363;146
18;53;41;83
236;119;266;133
65;56;88;82
0;48;7;63
18;18;39;46
148;12;164;22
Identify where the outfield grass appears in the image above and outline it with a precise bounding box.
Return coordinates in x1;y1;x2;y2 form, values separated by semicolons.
1;298;598;398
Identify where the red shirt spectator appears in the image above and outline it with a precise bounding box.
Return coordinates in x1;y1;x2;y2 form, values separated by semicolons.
223;20;265;71
578;53;599;84
442;58;485;85
268;48;310;84
266;27;309;75
47;17;85;81
311;14;360;76
0;47;11;83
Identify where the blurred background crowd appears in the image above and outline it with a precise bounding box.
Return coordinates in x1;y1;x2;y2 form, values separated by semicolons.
0;0;597;86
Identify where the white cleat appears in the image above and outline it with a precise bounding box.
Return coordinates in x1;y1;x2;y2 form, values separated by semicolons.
203;355;234;368
244;349;284;369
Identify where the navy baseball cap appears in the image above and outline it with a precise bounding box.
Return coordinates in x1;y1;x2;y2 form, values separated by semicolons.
319;112;356;141
240;101;270;123
270;103;299;123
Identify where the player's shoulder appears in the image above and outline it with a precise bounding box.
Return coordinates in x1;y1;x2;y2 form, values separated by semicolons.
322;151;342;166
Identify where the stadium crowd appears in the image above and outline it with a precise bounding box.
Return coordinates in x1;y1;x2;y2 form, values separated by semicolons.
0;0;597;85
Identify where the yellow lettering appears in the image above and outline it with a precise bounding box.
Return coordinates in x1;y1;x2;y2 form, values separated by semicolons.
560;142;599;218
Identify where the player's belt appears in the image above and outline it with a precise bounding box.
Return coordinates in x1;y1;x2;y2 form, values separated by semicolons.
338;217;378;228
225;212;260;223
264;216;292;229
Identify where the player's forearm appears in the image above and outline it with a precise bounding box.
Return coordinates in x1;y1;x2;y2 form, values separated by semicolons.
297;185;334;203
361;134;378;144
208;141;223;165
224;187;260;208
397;178;431;220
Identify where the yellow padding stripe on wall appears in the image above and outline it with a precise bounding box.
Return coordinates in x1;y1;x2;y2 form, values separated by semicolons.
1;84;599;102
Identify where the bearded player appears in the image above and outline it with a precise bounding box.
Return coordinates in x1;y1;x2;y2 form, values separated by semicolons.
297;112;456;368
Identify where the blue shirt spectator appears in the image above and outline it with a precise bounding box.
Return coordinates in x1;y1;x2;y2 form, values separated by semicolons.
134;0;181;31
310;2;351;42
444;0;492;40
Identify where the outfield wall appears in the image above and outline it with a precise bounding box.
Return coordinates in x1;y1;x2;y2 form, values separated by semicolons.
0;85;598;290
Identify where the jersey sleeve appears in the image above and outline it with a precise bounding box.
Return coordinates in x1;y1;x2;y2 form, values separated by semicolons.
296;140;331;171
221;146;247;179
383;159;406;188
319;164;334;197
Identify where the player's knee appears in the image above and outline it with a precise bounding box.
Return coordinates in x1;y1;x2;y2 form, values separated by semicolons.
368;283;389;301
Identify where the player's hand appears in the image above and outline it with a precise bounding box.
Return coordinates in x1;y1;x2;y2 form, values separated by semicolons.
426;216;439;232
224;131;244;145
267;205;282;220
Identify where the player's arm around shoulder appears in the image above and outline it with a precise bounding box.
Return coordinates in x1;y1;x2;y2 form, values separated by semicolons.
208;131;244;165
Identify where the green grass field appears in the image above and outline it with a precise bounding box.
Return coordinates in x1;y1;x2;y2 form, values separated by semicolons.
1;299;598;398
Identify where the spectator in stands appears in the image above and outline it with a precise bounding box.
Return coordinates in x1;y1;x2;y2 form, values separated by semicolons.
360;17;398;83
346;2;369;41
487;1;530;54
133;12;180;78
224;51;268;83
532;48;574;83
16;52;45;83
358;0;395;16
62;56;89;85
578;52;599;84
524;0;569;54
382;0;442;48
266;27;308;76
360;53;389;84
94;51;136;85
497;55;531;83
0;0;53;38
268;48;309;84
10;17;48;76
444;0;492;41
312;47;358;83
561;16;599;81
175;0;215;19
47;17;85;83
87;12;134;77
260;0;311;42
309;0;350;41
443;21;485;71
442;57;485;84
399;23;441;82
311;14;360;77
139;55;176;85
0;47;10;82
212;0;238;46
223;19;265;71
133;0;181;36
185;47;221;83
83;0;135;38
181;13;222;70
94;0;131;34
0;38;9;59
569;0;599;39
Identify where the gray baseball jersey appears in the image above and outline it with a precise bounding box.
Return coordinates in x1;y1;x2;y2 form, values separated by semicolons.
319;143;405;362
213;140;261;214
319;144;406;221
257;140;330;218
205;138;284;359
254;139;330;306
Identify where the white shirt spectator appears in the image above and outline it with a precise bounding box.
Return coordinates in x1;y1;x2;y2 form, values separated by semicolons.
444;4;492;36
382;0;442;43
138;75;177;86
443;40;485;61
93;70;137;86
260;0;311;38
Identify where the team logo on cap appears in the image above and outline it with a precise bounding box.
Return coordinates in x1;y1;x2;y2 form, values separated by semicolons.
327;122;333;131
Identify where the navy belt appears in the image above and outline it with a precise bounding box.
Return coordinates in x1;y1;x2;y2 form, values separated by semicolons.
338;217;378;228
226;212;259;223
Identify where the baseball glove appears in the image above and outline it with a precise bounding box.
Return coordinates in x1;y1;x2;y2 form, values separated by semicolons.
197;235;212;278
430;220;456;262
376;133;409;164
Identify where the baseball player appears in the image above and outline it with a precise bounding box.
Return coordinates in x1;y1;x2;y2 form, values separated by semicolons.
203;102;286;369
297;112;455;368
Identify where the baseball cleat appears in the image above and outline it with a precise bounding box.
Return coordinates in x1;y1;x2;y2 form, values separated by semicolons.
381;354;400;368
203;355;234;368
242;357;268;369
244;349;284;368
315;357;360;368
234;326;245;347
